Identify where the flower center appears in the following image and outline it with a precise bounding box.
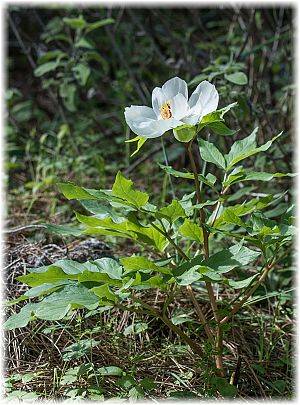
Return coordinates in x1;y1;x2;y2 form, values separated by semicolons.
160;100;172;119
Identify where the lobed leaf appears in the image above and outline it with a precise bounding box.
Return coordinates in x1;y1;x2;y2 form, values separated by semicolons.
225;129;283;170
178;219;204;243
121;256;171;275
156;199;186;223
112;171;149;209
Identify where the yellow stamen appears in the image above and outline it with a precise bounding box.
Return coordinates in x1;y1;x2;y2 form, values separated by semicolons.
160;100;172;119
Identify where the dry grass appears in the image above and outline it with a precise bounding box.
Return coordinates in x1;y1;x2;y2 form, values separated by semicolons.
3;234;295;400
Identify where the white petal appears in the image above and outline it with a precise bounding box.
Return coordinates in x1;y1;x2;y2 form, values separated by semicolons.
188;80;219;119
162;77;188;101
125;105;157;138
152;87;166;117
124;105;181;138
181;113;201;126
170;93;190;120
167;117;185;129
125;105;157;123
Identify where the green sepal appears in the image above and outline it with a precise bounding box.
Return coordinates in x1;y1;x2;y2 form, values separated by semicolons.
125;136;147;157
173;124;196;143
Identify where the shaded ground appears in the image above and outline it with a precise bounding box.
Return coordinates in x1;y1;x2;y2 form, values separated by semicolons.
4;232;295;400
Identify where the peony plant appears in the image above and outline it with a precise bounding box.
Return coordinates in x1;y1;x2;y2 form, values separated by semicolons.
5;76;294;397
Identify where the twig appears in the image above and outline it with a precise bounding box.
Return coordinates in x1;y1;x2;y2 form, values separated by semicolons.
4;224;47;234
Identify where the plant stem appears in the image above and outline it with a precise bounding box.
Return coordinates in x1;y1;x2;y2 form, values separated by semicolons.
220;246;292;324
210;174;228;227
152;221;189;260
160;313;203;356
187;139;224;375
187;141;209;258
150;221;213;339
185;285;213;339
121;298;203;355
220;261;274;324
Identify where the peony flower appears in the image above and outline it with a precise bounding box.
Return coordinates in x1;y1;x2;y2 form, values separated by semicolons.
124;77;219;139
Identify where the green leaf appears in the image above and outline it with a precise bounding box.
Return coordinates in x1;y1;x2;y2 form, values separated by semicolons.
49;259;89;274
225;129;283;170
191;200;218;210
121;256;171;275
11;101;32;122
72;63;91;86
92;258;123;280
59;82;77;112
5;284;100;329
97;366;124;376
173;124;196;142
133;273;165;290
171;310;194;325
34;284;100;320
206;121;237;136
225;128;257;167
74;37;94;49
244;288;295;307
128;386;145;401
76;213;169;251
156;199;186;223
158;164;217;189
45;223;82;236
79;200;118;220
117;375;136;389
228;274;259;289
4;303;37;330
112;171;149;209
123;322;148;336
125;136;147;157
63;338;100;361
91;284;117;302
172;255;203;277
137;225;169;252
17;267;79;287
175;267;202;285
57;182;107;200
63;15;86;29
34;61;60;77
76;214;134;239
211;377;238;397
6;390;39;401
222;208;249;228
198;138;226;169
85;18;115;33
225;71;248;85
199;103;238;127
57;182;90;199
178;219;203;243
24;281;71;298
140;377;157;391
78;271;122;288
37;50;67;64
60;365;84;385
200;242;260;274
224;170;295;187
234;171;296;183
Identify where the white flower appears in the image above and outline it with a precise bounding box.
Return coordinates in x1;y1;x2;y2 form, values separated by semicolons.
124;77;219;139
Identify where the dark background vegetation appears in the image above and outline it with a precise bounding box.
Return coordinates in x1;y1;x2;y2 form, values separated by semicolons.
5;5;295;400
